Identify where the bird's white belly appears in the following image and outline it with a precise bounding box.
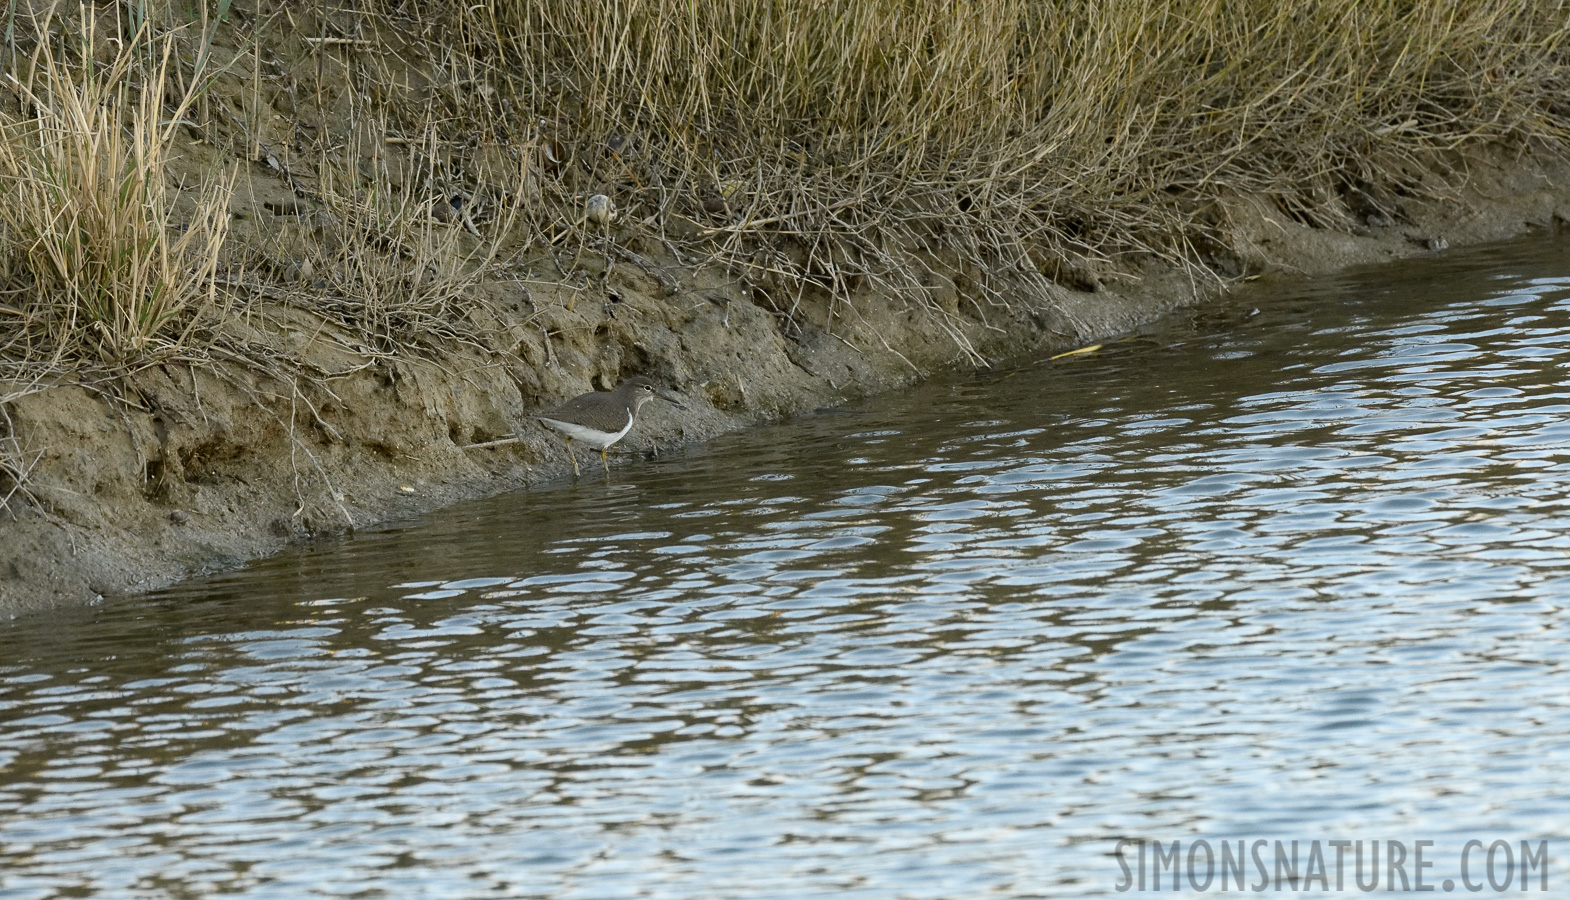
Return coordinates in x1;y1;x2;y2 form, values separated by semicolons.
536;414;632;449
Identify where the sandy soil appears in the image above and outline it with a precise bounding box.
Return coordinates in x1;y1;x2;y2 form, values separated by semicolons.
4;145;1570;617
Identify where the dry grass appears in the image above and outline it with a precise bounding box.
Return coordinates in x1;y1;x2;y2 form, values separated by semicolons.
0;13;235;365
262;122;504;352
405;0;1570;296
1;0;1567;369
0;385;43;516
0;0;1559;518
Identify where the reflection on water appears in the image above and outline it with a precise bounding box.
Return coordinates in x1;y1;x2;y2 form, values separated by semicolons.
5;236;1570;897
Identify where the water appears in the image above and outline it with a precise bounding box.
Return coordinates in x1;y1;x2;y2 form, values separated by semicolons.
4;235;1570;898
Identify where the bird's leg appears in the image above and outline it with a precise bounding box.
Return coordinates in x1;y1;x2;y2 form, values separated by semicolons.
566;437;580;478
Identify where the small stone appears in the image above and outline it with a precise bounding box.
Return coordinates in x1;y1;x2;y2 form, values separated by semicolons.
586;193;616;227
169;509;189;525
398;484;416;494
1427;236;1449;252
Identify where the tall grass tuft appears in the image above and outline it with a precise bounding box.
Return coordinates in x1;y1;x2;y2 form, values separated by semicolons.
5;0;1567;369
398;0;1570;300
0;19;233;363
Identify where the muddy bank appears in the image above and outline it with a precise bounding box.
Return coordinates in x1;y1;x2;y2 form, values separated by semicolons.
4;146;1570;617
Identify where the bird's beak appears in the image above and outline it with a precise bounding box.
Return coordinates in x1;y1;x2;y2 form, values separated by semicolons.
656;390;685;410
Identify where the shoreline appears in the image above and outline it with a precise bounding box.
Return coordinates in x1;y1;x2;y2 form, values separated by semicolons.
5;145;1570;618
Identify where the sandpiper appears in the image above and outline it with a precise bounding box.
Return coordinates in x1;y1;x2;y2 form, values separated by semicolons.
535;376;681;476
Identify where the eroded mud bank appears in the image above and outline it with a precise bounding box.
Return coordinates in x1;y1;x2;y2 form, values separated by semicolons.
4;148;1570;616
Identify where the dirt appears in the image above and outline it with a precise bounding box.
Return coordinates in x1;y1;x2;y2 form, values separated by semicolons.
4;144;1570;618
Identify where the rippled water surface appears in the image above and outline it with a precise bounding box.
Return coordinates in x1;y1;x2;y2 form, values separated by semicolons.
6;236;1570;897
